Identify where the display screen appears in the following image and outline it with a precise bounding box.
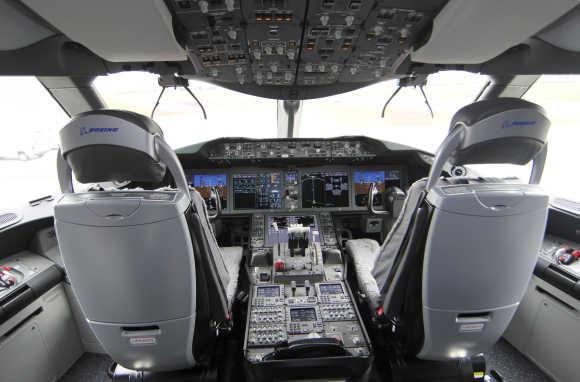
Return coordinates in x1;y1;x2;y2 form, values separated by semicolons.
192;174;227;209
301;171;349;208
290;307;317;322
256;286;280;298
354;169;401;207
319;283;344;295
232;173;282;209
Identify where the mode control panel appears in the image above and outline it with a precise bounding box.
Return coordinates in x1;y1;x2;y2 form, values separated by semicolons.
210;140;376;161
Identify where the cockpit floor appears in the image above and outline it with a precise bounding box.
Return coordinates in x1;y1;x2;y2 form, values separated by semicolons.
58;339;553;382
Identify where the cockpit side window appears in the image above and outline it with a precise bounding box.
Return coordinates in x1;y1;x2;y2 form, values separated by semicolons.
0;76;69;210
523;75;580;202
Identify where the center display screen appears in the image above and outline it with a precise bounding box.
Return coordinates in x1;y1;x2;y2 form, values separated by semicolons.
290;307;317;322
192;174;227;209
232;172;282;210
301;171;349;208
354;169;401;207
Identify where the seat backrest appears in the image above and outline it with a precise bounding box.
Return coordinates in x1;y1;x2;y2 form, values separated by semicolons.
372;98;550;360
54;110;231;371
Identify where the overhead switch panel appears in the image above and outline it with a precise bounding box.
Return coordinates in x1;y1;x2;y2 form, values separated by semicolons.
168;0;447;88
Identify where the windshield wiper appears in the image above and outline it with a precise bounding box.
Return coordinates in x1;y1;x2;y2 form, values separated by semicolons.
381;75;434;119
151;75;207;120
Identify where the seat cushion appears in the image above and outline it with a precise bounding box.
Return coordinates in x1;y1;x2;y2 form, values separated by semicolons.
345;239;381;308
220;246;243;308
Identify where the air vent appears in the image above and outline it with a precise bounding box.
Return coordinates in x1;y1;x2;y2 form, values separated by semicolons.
0;212;21;230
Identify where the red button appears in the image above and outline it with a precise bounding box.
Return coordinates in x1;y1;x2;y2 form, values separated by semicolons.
274;261;285;272
1;266;12;271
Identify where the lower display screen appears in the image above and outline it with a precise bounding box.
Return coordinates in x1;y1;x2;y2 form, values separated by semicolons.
233;173;282;209
319;283;343;295
301;171;349;208
256;286;280;297
354;169;401;207
192;174;227;209
290;307;317;322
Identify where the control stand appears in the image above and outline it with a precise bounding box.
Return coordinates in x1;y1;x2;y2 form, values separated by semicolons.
244;281;371;381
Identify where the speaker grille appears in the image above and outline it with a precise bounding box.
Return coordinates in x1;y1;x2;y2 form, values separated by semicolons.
0;212;21;230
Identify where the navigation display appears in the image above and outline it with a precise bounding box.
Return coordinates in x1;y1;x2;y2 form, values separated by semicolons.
233;173;282;210
192;174;227;209
290;307;317;322
301;171;349;208
354;169;401;207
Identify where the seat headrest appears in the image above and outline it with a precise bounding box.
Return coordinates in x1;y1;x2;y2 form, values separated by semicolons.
448;98;549;165
59;110;167;183
426;98;550;190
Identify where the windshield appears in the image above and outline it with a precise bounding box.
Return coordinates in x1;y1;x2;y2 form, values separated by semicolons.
1;72;578;210
299;71;488;152
94;72;278;148
95;71;486;153
0;76;69;210
523;75;580;202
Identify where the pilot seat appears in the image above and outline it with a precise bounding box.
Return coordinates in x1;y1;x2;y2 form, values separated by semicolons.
53;110;243;374
346;98;551;368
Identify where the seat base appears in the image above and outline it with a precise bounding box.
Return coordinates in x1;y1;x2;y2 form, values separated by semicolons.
345;238;382;308
220;246;244;307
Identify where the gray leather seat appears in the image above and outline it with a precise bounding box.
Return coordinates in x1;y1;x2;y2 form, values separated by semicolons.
346;178;427;309
347;98;551;360
54;110;243;371
190;188;242;308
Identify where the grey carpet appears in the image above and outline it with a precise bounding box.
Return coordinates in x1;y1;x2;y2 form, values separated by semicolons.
60;338;554;381
58;352;112;382
486;339;554;382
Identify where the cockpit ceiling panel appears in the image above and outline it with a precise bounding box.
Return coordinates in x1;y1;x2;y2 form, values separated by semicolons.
168;0;447;87
411;0;579;64
21;0;186;62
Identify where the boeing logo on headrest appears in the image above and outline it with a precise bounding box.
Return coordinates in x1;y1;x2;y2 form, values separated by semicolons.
80;127;119;136
501;120;536;129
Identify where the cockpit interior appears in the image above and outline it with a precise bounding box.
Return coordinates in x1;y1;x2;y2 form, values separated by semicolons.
1;1;580;382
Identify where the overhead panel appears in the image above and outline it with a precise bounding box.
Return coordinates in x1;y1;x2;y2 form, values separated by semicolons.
168;0;447;88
